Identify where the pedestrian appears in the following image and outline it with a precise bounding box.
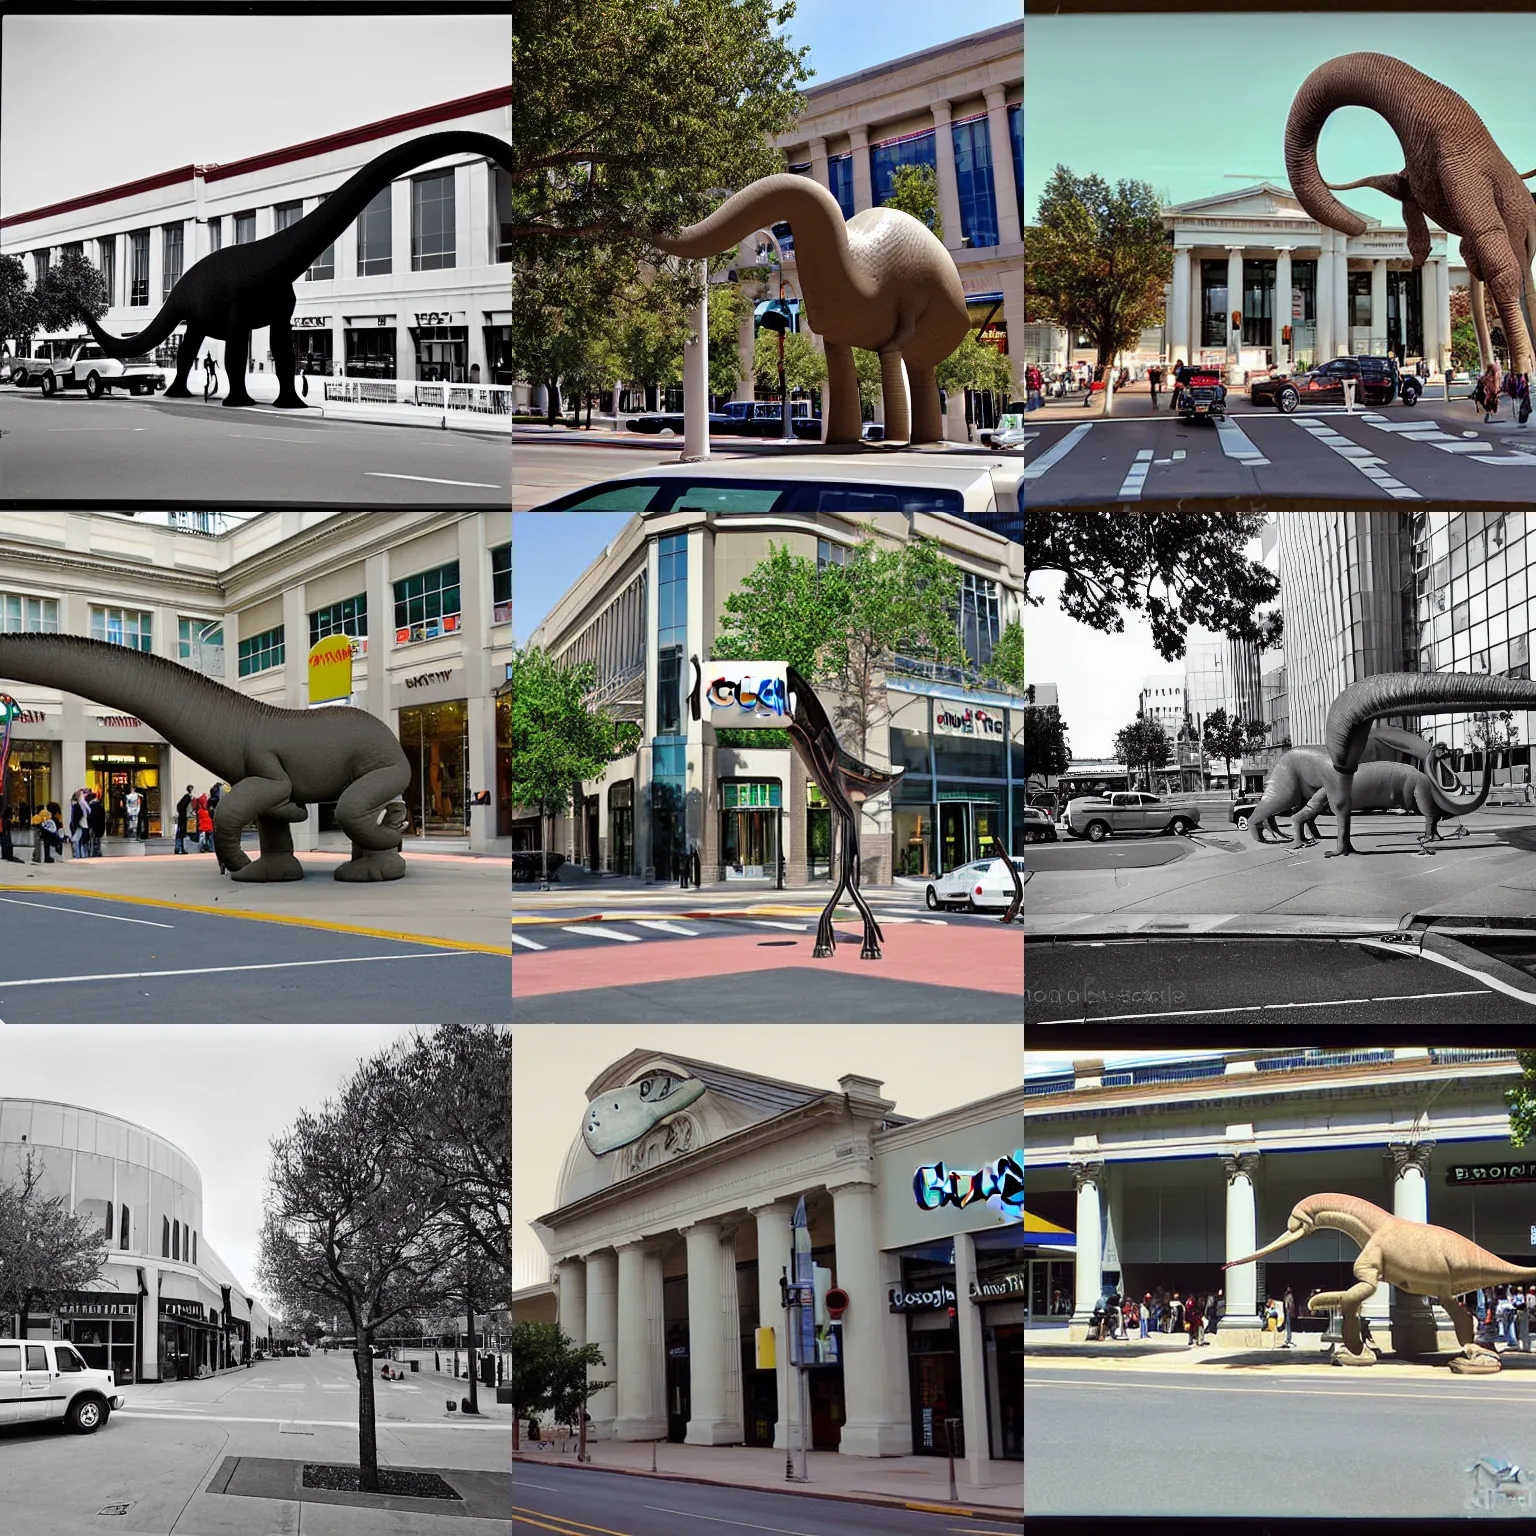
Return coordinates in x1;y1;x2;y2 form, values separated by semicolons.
1169;359;1185;415
1185;1293;1201;1347
69;789;91;858
1025;363;1043;412
203;351;217;399
1477;363;1501;424
1104;1288;1121;1340
1512;370;1532;427
1213;1288;1224;1337
196;792;214;852
175;784;195;855
87;789;105;856
1171;1293;1184;1334
1141;1291;1151;1339
137;792;149;840
0;805;21;864
1283;1286;1296;1348
1497;1287;1514;1344
1117;365;1130;391
124;786;143;841
38;802;64;863
209;781;223;817
1148;362;1162;410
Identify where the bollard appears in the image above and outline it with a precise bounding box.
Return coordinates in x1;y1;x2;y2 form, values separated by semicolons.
944;1416;961;1502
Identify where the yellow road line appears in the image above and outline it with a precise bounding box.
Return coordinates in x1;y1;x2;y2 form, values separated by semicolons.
0;884;512;955
906;1501;977;1515
511;1508;633;1536
512;1515;590;1535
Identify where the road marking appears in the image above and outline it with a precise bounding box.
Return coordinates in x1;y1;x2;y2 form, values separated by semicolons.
632;919;702;936
1214;419;1268;465
561;925;640;942
225;433;329;443
513;1509;625;1536
643;1507;825;1535
745;920;809;930
0;952;476;989
365;472;505;488
1035;989;1488;1023
509;931;549;950
1356;939;1536;1006
1118;447;1154;498
0;895;174;927
1288;418;1419;498
116;1409;508;1429
1022;422;1092;479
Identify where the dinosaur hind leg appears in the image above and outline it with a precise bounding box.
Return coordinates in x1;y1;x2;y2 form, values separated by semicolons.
215;775;306;881
166;328;204;398
823;341;862;445
221;316;257;408
333;765;411;882
908;363;944;443
269;314;307;410
878;346;912;444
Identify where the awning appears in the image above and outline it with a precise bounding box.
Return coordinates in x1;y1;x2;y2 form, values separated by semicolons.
1024;1209;1075;1247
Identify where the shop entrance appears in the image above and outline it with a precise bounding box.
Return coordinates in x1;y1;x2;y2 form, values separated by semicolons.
939;798;1002;871
413;326;468;382
2;740;52;825
907;1333;963;1457
664;1333;690;1443
608;782;634;874
345;327;397;379
88;746;162;836
399;700;468;837
744;1365;777;1448
721;780;780;880
986;1322;1022;1460
290;329;334;377
806;783;831;881
1029;1258;1075;1318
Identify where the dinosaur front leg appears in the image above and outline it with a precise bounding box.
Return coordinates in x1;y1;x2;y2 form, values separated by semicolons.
166;328;205;398
269;313;308;409
1467;267;1496;378
1312;1268;1381;1363
214;775;306;881
878;345;912;445
1478;232;1536;378
1292;789;1328;847
221;313;257;408
1323;782;1356;857
822;341;862;445
907;362;944;444
332;765;411;882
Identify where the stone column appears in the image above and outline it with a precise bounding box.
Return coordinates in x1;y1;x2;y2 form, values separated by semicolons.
1335;240;1351;357
1386;1144;1438;1353
750;1199;794;1450
1226;246;1245;370
583;1248;618;1437
557;1258;586;1346
736;309;756;402
929;102;964;252
682;1219;734;1443
952;1231;989;1487
719;1226;743;1442
643;1247;667;1430
1275;247;1293;362
808;136;830;191
848;126;872;213
1421;261;1439;368
1435;258;1451;374
1221;1151;1264;1332
1316;240;1335;362
1371;259;1389;355
829;1178;903;1456
614;1242;666;1439
985;87;1022;247
1170;248;1191;362
786;749;809;887
1068;1159;1104;1329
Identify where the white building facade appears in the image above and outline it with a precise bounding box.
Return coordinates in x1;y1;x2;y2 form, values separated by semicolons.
0;89;512;386
523;1051;1023;1480
0;511;513;850
1;1099;272;1383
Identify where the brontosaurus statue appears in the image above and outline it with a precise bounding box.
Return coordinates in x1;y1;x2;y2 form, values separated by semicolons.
80;132;512;408
644;173;969;445
1289;749;1494;850
1285;53;1536;376
0;635;410;882
1225;1193;1536;1369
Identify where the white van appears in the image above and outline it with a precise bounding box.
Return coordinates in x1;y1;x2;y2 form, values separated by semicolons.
0;1338;126;1433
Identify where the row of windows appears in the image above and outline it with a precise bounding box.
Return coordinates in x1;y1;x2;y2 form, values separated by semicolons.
81;1199;196;1264
238;626;285;678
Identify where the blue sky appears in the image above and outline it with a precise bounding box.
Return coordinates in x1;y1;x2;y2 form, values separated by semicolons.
1025;17;1536;227
512;513;632;645
780;0;1020;85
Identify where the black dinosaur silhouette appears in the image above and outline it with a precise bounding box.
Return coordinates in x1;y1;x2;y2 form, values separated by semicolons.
81;131;512;409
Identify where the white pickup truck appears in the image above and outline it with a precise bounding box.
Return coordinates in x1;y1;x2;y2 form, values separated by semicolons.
39;341;165;400
0;1337;127;1432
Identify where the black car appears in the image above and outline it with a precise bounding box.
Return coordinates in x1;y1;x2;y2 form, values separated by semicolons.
1174;363;1227;423
1249;355;1420;414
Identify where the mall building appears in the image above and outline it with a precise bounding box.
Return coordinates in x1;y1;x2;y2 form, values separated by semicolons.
0;1099;273;1381
1023;1048;1532;1350
0;511;513;849
518;511;1027;884
511;1050;1023;1478
0;88;511;386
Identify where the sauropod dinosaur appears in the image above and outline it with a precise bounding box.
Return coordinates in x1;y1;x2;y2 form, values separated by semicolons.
1289;750;1493;850
1225;1193;1536;1368
644;173;969;446
0;634;410;882
78;132;513;409
1285;52;1535;375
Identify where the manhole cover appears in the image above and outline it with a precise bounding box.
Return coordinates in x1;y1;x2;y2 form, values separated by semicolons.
757;939;797;946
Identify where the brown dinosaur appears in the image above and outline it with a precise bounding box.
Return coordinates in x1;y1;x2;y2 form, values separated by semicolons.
1225;1193;1536;1368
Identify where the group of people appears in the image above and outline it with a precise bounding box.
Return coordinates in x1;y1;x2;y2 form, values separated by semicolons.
1470;363;1533;427
175;783;223;855
1023;361;1134;410
1088;1286;1226;1346
1474;1285;1536;1349
30;790;108;862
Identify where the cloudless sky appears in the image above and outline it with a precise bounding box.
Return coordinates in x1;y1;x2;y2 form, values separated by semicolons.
513;513;633;646
780;0;1021;85
1026;16;1536;228
0;14;510;216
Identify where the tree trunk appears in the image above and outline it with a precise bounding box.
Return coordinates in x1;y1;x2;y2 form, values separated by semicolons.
539;798;548;886
465;1285;480;1415
545;380;560;427
355;1340;380;1491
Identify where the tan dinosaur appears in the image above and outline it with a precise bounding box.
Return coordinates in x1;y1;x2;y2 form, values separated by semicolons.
1225;1193;1536;1369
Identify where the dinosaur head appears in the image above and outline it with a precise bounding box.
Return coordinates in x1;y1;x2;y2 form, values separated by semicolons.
1225;1193;1389;1268
1223;1205;1316;1268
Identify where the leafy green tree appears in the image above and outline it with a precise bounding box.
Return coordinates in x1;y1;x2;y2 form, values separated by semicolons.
708;279;751;400
982;617;1026;691
0;1150;110;1335
1023;701;1071;780
1025;511;1282;662
0;254;41;354
611;302;686;412
937;330;1014;400
1113;713;1171;791
508;646;642;883
511;1321;612;1448
510;246;615;425
886;163;942;242
1506;1050;1536;1147
851;347;884;417
1026;167;1173;373
1465;709;1519;767
752;328;826;400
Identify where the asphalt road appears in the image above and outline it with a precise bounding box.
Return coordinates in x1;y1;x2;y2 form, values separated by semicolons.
512;1464;1021;1536
513;438;716;507
1025;1363;1536;1518
0;890;509;1022
1023;838;1191;870
1022;402;1536;504
1025;936;1533;1028
0;388;509;504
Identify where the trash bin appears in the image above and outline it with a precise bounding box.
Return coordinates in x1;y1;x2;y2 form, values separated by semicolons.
410;1359;419;1373
481;1355;495;1388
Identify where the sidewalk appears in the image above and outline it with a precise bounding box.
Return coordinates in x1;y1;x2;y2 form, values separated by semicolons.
513;1439;1023;1519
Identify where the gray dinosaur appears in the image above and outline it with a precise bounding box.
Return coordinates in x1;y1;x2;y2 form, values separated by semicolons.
1288;750;1493;851
1;634;410;882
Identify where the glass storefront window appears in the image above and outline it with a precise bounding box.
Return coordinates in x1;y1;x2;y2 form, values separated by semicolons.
894;804;935;878
237;625;284;677
933;731;1006;778
399;700;468;837
608;779;634;873
890;726;932;775
393;562;461;641
88;745;162;836
3;741;52;827
345;327;397;379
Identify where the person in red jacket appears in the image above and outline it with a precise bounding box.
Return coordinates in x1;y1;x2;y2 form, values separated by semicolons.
195;793;214;853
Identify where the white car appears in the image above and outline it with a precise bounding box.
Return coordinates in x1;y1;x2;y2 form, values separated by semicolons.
925;855;1027;912
0;1338;126;1433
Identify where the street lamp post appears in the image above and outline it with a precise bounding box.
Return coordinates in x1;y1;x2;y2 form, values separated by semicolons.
755;231;797;441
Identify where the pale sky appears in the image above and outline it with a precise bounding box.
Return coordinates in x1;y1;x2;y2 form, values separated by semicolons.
513;1024;1023;1288
0;14;511;217
1;1025;429;1317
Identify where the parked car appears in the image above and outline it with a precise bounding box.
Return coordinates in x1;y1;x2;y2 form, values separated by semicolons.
1230;798;1261;830
1249;355;1419;414
296;1344;311;1357
0;1338;126;1433
1021;806;1058;843
39;341;165;400
512;851;567;883
1;356;49;386
925;855;1028;912
1174;363;1227;423
1061;791;1202;841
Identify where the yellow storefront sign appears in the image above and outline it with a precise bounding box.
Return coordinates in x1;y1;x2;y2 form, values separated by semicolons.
307;635;355;704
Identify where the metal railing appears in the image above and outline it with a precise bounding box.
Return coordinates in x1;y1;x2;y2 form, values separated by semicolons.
884;651;1028;698
323;379;513;415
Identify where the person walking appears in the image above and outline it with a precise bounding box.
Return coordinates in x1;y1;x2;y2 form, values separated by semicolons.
203;351;218;400
175;785;195;855
69;790;91;859
208;781;223;817
1169;359;1185;415
1148;362;1163;410
38;802;64;863
87;789;105;857
1283;1287;1296;1348
1141;1291;1152;1339
1186;1293;1202;1347
1511;370;1532;427
1497;1287;1514;1345
0;805;21;864
1477;363;1501;424
1025;363;1043;412
195;792;214;853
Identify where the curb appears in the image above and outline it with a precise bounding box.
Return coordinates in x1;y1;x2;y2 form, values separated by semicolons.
510;1454;1024;1522
1025;918;1407;940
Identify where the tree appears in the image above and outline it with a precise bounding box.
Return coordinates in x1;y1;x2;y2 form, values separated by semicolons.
886;164;942;242
1465;709;1519;768
1506;1050;1536;1147
1026;167;1174;372
708;279;751;401
510;1321;612;1448
851;346;884;418
508;646;643;885
0;1150;110;1335
1449;284;1506;371
1200;707;1252;796
42;246;111;335
0;254;41;354
936;330;1015;411
1025;511;1283;662
611;301;687;413
752;328;826;400
1023;702;1071;780
257;1057;463;1493
1113;713;1171;791
981;617;1026;692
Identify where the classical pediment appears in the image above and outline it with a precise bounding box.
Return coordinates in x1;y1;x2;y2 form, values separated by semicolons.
1164;182;1376;227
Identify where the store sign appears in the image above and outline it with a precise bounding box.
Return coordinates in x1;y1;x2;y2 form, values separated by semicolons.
94;715;143;728
293;316;330;328
888;1285;956;1313
702;661;789;726
414;311;464;326
1447;1164;1536;1186
934;704;1004;739
11;709;45;723
160;1300;212;1322
405;669;453;690
307;635;354;705
53;1295;135;1318
914;1150;1024;1221
969;1272;1026;1302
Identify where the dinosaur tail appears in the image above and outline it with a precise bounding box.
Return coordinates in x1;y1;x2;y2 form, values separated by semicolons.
81;302;189;360
1326;673;1536;775
1427;745;1496;817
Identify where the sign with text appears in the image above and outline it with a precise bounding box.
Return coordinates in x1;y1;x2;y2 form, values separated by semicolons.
1446;1163;1536;1186
933;704;1005;739
704;662;789;727
307;635;354;704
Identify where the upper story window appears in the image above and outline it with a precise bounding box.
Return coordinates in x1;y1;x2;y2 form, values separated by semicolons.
2;593;60;633
178;617;225;677
210;218;223;253
870;130;937;208
129;232;149;306
305;195;334;281
827;154;854;219
162;223;184;299
493;166;512;262
275;201;303;231
162;1216;170;1258
33;249;49;288
491;543;511;610
173;1220;180;1261
119;1203;130;1250
816;538;849;573
357;187;391;277
238;625;285;677
1009;103;1022;225
393;561;461;642
309;594;367;646
97;237;117;307
958;572;1001;667
91;605;152;652
951;117;998;249
234;212;256;245
411;170;455;271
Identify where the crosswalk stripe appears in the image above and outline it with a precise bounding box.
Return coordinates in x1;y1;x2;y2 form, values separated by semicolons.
1289;417;1420;498
631;919;701;936
560;925;640;942
509;931;548;950
1118;448;1153;498
746;919;809;930
1214;419;1268;465
1023;422;1092;479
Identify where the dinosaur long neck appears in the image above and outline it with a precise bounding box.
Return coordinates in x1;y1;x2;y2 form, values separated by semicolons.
1429;747;1495;816
1317;1209;1381;1249
0;634;271;782
1326;673;1536;775
263;131;513;280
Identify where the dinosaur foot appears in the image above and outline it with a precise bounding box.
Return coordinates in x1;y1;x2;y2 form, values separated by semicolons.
271;394;309;410
860;942;882;960
221;395;258;409
812;940;835;959
229;854;306;883
1331;1346;1377;1366
163;384;194;398
333;848;407;883
1323;848;1354;858
1449;1350;1502;1375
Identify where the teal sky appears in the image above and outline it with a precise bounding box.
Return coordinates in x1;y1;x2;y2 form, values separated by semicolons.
1025;16;1536;228
780;0;1020;86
